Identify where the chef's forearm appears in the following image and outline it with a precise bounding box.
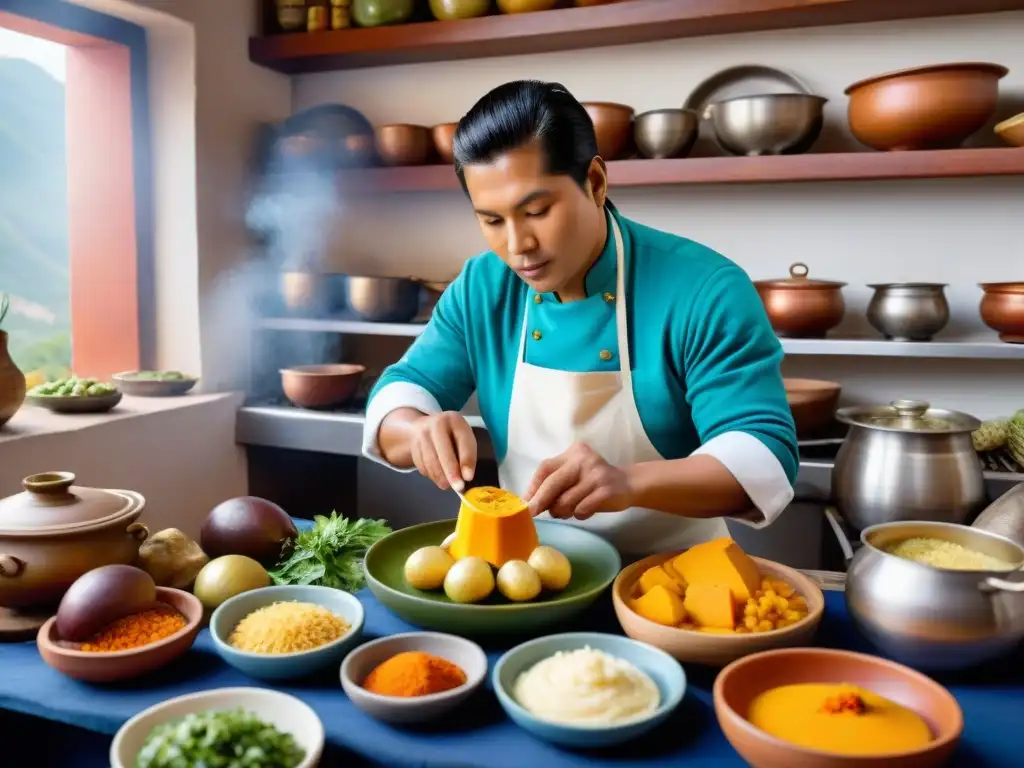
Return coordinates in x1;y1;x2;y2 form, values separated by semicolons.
377;408;430;468
626;455;752;519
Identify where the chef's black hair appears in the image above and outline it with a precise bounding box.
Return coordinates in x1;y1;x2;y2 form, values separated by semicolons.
453;80;615;211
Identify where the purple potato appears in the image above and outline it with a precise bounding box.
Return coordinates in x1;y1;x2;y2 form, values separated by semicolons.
200;496;297;567
55;564;157;642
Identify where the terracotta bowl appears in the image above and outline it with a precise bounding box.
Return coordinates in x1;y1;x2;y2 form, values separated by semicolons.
612;553;824;667
582;102;635;160
280;364;365;409
375;124;433;166
845;62;1007;151
431;122;458;164
995;112;1024;147
714;648;964;768
785;378;841;438
37;587;202;683
979;282;1024;344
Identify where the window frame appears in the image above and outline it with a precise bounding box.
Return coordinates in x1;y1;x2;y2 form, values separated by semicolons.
0;0;153;377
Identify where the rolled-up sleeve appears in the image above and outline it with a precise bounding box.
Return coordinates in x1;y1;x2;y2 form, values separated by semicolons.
362;272;476;469
682;264;799;527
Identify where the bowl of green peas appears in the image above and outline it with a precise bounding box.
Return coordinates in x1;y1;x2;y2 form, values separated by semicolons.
27;376;122;413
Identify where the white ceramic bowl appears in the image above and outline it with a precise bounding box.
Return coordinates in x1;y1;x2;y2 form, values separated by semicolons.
340;631;488;725
110;687;325;768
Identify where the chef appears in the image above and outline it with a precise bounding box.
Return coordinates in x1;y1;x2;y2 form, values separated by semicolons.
362;80;798;556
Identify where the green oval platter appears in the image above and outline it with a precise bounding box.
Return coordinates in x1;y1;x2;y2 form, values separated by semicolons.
364;519;622;637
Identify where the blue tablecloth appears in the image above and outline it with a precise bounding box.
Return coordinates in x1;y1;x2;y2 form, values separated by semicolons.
0;589;1022;768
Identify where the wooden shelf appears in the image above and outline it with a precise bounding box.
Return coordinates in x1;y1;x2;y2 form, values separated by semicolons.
250;0;1024;73
322;148;1024;193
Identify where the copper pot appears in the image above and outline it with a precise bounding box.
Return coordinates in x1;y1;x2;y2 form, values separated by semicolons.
0;472;149;610
374;124;433;167
785;378;841;438
845;62;1008;151
979;282;1024;344
280;364;365;409
431;123;457;164
582;102;635;161
754;263;847;339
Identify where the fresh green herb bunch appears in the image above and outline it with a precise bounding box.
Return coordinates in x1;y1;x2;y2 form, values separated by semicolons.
270;512;391;592
135;707;305;768
0;293;9;329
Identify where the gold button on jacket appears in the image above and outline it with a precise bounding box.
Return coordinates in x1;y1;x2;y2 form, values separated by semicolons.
600;349;613;361
532;330;543;341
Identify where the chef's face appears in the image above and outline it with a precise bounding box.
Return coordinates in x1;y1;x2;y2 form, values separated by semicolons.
462;142;608;296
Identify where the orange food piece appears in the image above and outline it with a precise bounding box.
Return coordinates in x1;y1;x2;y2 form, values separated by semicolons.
638;564;685;596
633;584;688;626
448;486;537;567
683;583;735;629
671;537;761;603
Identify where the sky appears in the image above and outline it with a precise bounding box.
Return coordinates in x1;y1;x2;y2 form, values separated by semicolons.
0;27;66;81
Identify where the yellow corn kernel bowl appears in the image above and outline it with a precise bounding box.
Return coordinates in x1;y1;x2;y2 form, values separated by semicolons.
613;550;824;667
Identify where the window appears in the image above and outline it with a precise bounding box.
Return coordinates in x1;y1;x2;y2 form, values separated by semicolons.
0;1;152;382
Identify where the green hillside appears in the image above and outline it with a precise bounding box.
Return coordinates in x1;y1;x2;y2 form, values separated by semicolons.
0;57;71;375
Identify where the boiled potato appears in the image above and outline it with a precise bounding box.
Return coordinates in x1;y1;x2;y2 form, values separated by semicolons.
443;556;495;604
440;532;456;551
528;545;572;591
404;546;454;591
496;560;542;602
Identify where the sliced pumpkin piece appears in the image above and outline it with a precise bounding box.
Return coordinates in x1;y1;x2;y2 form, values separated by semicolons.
448;486;538;568
637;563;685;596
632;584;687;627
683;583;737;630
670;536;761;604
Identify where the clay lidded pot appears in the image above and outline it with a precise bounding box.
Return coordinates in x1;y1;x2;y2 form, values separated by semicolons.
979;282;1024;344
0;329;25;428
0;472;149;610
753;263;847;339
582;102;635;161
845;62;1007;151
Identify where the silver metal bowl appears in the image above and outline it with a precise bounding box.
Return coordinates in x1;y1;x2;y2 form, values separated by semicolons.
345;276;421;323
703;93;827;156
633;109;699;159
846;520;1024;671
866;283;950;341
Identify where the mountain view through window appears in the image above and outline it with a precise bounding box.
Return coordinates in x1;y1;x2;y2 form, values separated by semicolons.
0;28;71;384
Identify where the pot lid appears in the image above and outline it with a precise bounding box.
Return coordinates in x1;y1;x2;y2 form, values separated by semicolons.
836;400;981;434
0;472;142;535
754;262;847;289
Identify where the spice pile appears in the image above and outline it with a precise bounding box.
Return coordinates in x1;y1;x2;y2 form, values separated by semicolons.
228;601;350;654
81;605;186;653
362;651;467;698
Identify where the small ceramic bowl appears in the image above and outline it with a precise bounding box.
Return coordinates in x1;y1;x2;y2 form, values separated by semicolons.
613;554;825;667
37;587;202;683
27;389;122;414
113;371;198;397
110;687;324;768
210;584;365;681
714;647;964;768
340;631;487;725
494;632;686;748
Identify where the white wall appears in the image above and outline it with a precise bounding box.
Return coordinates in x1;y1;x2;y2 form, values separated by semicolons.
292;11;1024;419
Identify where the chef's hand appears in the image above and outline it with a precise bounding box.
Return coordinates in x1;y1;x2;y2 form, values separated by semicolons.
524;442;634;520
408;411;477;491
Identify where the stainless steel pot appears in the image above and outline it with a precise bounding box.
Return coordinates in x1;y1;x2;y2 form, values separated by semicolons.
633;109;699;159
345;277;421;323
833;399;987;531
846;520;1024;670
972;483;1024;548
703;93;827;156
866;283;950;341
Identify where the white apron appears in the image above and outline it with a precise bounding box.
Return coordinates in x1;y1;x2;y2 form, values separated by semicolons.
498;216;729;557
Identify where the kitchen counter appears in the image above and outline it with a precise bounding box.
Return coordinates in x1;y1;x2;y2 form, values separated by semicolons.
0;589;1020;767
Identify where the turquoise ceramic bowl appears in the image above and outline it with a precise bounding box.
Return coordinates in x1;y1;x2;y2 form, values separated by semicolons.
364;519;622;636
493;632;686;748
210;585;364;681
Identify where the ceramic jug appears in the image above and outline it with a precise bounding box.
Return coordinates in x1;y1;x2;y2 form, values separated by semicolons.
0;331;26;427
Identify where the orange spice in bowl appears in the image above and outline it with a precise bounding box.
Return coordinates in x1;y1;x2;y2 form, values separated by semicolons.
362;651;467;697
80;604;187;652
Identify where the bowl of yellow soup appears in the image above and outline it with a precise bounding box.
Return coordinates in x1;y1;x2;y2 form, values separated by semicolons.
713;647;963;767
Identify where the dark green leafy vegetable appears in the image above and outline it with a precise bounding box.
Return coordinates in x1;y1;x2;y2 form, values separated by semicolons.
135;707;305;768
269;512;391;592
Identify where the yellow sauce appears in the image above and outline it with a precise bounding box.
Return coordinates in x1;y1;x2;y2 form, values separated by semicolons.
464;486;527;516
748;683;932;755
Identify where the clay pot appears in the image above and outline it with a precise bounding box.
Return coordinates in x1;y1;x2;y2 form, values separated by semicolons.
845;62;1007;151
0;472;149;610
753;263;847;339
431;123;458;164
582;102;635;161
979;282;1024;344
0;331;25;428
280;364;365;409
374;124;433;167
785;378;841;438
